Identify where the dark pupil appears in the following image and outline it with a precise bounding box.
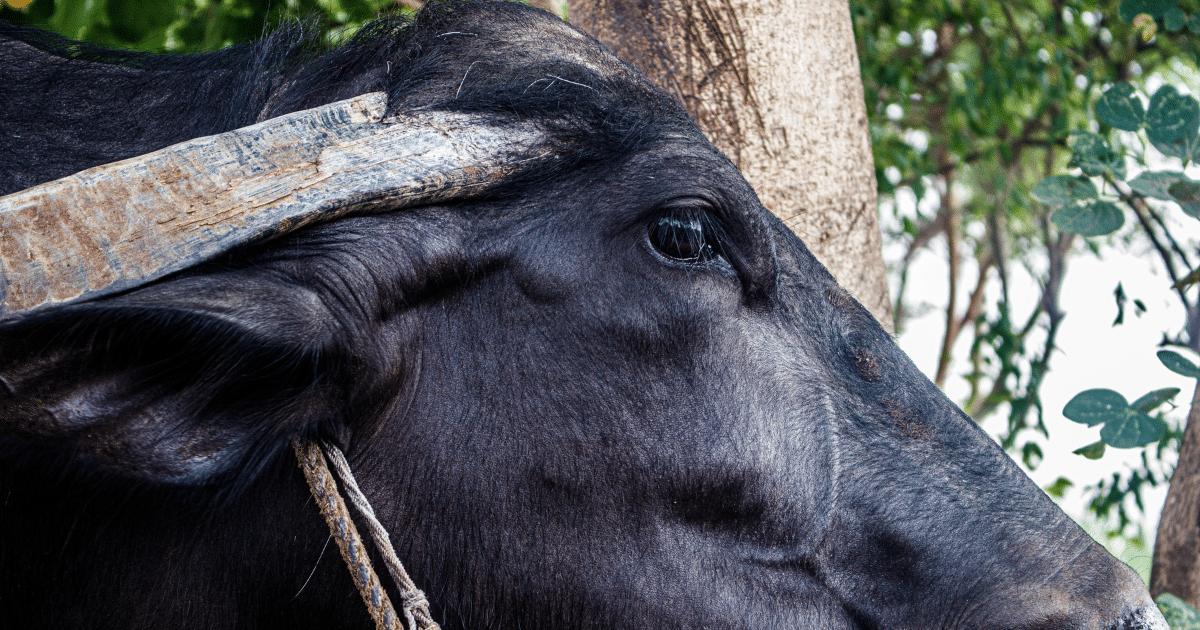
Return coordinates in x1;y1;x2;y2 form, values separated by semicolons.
650;215;713;262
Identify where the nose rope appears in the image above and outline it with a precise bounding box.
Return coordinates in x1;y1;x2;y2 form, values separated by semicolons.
292;438;441;630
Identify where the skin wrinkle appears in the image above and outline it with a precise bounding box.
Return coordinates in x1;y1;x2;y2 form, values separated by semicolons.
1031;520;1095;591
948;590;990;630
820;394;841;533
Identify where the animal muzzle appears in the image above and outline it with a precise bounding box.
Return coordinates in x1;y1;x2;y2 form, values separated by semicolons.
1108;604;1170;630
995;556;1167;630
1054;546;1168;630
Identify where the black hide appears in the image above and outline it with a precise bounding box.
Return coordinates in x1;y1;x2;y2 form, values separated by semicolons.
0;2;1165;629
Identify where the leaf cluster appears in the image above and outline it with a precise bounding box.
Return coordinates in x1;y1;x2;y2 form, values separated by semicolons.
1038;80;1200;236
1074;396;1181;535
1063;386;1175;450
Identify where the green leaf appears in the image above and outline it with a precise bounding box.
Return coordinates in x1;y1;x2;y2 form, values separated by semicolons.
1063;389;1129;427
107;0;178;45
1120;0;1180;21
1131;387;1181;413
1068;131;1112;159
49;0;109;40
1169;178;1200;218
1129;170;1186;200
1051;201;1125;236
1069;132;1127;179
1114;282;1127;326
1100;410;1165;448
1152;133;1200;162
1044;477;1074;498
1189;12;1200;34
1001;141;1017;161
1148;86;1200;144
1073;441;1107;459
1166;6;1188;30
1022;441;1043;468
1031;175;1099;206
1097;83;1146;131
1158;593;1200;630
1158;349;1200;377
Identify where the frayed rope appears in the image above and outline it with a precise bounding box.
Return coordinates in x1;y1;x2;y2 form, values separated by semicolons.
293;437;441;630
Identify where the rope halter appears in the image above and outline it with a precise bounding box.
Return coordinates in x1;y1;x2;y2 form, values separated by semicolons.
292;438;441;630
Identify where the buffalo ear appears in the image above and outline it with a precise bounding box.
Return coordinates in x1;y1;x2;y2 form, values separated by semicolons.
0;272;349;485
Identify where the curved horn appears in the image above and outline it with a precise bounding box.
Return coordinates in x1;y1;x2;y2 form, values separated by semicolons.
0;92;549;319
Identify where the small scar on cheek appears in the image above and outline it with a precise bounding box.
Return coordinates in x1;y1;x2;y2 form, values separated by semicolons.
853;348;882;382
882;397;930;441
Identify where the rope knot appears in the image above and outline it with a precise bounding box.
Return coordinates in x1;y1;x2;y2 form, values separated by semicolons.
401;588;429;610
401;588;436;630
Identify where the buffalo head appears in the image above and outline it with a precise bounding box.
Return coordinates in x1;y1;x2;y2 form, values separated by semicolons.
0;2;1168;629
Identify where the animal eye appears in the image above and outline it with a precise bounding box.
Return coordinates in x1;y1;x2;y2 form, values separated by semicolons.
648;211;719;262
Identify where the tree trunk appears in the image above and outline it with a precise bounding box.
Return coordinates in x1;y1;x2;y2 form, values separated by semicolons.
1152;380;1200;604
566;0;892;328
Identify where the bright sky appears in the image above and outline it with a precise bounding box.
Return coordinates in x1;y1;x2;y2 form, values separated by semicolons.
886;198;1200;584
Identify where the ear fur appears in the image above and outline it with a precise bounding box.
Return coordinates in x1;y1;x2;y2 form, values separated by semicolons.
0;271;349;486
0;205;475;490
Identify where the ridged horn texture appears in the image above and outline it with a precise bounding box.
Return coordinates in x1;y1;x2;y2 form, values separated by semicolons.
0;91;548;319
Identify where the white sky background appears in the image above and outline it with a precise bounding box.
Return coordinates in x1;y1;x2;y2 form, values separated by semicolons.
883;189;1200;584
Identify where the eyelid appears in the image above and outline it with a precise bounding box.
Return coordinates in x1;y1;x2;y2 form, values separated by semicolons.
653;197;725;229
647;204;729;264
656;196;719;213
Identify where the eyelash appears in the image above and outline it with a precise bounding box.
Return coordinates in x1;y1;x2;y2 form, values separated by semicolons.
647;208;726;263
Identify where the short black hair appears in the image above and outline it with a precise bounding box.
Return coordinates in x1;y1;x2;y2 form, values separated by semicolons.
0;0;693;197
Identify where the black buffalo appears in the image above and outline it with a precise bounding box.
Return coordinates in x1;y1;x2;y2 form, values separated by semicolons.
0;2;1168;629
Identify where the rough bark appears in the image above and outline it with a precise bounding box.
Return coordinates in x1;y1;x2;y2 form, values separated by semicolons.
566;0;892;328
1152;380;1200;605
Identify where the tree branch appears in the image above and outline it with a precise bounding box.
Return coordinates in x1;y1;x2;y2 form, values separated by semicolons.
1109;175;1193;310
999;1;1026;53
935;172;963;388
957;255;993;335
1148;205;1194;273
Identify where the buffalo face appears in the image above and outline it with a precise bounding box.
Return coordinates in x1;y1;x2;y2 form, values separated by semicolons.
0;2;1168;629
346;137;1160;629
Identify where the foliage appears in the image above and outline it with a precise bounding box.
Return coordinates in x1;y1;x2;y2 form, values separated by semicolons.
0;0;411;52
1062;386;1173;448
1049;77;1200;238
1039;1;1200;559
852;0;1200;546
1161;592;1200;629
